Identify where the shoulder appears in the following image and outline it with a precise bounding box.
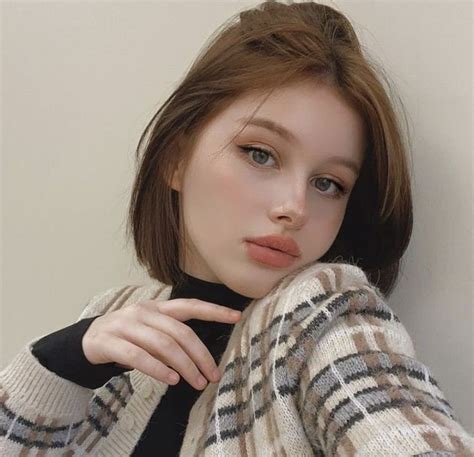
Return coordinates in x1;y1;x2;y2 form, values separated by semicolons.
75;282;173;322
282;262;474;454
278;261;416;358
276;260;372;296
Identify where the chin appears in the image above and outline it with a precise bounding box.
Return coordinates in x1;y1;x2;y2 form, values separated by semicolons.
227;276;283;300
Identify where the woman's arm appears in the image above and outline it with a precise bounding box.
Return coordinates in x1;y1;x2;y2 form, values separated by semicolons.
0;285;133;455
31;316;131;389
286;266;474;455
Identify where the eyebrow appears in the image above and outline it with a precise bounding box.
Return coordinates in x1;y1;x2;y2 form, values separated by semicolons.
239;116;361;176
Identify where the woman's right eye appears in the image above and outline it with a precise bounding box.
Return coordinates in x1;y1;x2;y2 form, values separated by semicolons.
237;145;277;168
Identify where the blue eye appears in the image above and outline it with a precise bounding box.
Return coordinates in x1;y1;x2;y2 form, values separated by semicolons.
240;146;276;166
237;145;348;199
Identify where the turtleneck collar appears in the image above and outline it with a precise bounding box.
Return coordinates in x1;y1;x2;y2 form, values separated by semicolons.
169;269;252;313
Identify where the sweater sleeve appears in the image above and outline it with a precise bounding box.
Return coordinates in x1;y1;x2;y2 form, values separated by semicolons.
288;268;474;456
30;316;131;389
0;285;135;456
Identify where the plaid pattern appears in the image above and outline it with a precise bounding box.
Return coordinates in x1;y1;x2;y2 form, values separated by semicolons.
0;374;134;455
1;262;473;456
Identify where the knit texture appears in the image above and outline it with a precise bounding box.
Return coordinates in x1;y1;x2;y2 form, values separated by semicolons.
1;262;473;456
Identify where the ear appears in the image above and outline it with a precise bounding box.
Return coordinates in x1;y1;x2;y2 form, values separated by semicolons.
169;162;184;192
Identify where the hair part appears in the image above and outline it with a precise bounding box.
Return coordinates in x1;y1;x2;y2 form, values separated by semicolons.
126;0;414;298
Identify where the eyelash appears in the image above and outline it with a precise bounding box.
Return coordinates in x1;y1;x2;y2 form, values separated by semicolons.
237;145;349;199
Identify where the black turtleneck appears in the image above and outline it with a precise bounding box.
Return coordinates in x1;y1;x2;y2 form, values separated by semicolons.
31;270;252;456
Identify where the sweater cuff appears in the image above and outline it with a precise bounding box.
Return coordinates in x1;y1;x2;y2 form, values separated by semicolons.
0;340;94;419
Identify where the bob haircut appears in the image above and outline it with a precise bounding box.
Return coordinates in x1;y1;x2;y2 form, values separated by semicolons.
126;0;413;299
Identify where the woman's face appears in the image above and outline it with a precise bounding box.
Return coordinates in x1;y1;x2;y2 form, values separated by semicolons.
170;80;365;299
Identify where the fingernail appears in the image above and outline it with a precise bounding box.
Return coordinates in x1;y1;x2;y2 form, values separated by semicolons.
212;367;221;380
197;375;207;388
168;373;179;384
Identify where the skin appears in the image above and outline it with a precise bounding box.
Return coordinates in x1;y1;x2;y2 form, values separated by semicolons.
170;79;366;299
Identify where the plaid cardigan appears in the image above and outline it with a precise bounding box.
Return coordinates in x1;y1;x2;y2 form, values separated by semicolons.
1;262;473;456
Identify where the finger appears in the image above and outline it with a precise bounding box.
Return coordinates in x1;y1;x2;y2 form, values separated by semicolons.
117;321;209;391
150;298;242;323
139;309;221;383
103;334;181;386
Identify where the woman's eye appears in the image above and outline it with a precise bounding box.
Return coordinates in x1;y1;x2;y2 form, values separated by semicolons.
238;145;276;167
237;145;348;199
314;178;346;198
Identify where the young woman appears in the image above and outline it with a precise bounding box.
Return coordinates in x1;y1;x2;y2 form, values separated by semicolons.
1;1;472;455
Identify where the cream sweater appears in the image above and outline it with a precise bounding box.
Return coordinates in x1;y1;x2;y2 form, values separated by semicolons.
1;262;473;456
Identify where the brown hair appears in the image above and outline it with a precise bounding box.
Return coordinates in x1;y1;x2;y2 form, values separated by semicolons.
125;0;413;299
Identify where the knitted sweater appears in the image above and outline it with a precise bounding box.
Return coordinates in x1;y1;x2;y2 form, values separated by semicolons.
29;268;253;455
1;262;473;456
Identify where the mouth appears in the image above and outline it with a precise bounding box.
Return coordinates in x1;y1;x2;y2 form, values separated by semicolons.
244;241;298;269
266;245;290;254
244;234;301;258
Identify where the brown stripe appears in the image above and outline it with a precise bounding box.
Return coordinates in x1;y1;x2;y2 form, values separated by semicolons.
386;350;435;430
338;330;375;455
379;332;456;451
361;330;423;425
339;433;357;456
303;338;337;448
195;384;214;452
106;285;142;313
366;288;377;310
333;265;342;291
75;415;96;446
448;433;472;456
259;297;287;456
366;314;383;328
422;408;462;452
150;286;166;300
348;331;437;453
373;332;428;425
0;390;9;403
290;321;328;452
422;431;448;451
246;411;258;457
352;331;370;354
195;318;248;453
86;430;104;453
349;292;363;313
85;392;120;453
76;381;121;447
291;311;351;454
20;414;46;457
345;312;359;328
316;271;333;295
231;314;249;457
35;418;59;456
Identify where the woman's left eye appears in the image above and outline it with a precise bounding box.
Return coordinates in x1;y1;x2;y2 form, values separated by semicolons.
237;145;348;199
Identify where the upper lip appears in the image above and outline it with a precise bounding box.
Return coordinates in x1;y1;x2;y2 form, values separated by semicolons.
246;234;301;257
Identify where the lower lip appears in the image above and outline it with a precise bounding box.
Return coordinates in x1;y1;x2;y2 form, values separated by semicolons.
244;241;298;268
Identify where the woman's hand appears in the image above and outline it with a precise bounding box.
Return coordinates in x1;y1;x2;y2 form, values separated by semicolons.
81;298;242;390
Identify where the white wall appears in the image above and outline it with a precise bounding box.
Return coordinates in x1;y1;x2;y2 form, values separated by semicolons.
1;0;472;433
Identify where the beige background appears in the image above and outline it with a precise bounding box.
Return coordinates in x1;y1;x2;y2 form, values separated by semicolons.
1;0;473;433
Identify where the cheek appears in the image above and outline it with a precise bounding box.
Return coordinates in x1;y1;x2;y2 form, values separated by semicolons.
321;207;347;240
213;162;257;208
303;203;347;243
182;160;254;232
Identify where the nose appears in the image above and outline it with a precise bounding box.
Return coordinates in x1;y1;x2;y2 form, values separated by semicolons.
269;181;308;230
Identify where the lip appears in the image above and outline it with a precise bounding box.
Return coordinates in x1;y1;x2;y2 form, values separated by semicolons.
245;234;301;257
245;241;298;268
